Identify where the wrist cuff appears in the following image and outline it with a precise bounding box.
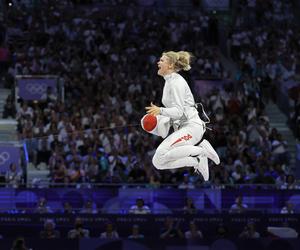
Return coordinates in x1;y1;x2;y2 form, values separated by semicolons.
160;108;164;115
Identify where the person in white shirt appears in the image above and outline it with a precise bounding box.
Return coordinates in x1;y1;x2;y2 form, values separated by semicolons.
229;195;248;214
145;51;220;181
239;221;260;239
185;221;203;239
280;202;295;214
80;200;98;214
128;224;145;239
100;222;119;239
68;218;90;239
129;198;151;214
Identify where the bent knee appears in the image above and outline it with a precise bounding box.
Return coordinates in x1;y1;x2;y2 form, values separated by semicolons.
152;151;167;170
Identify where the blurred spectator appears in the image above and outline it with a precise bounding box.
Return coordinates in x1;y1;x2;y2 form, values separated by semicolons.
17;102;33;120
2;95;16;118
178;174;195;189
62;202;75;214
275;171;286;189
39;219;60;239
52;162;68;186
129;198;151;214
271;134;289;166
148;174;161;188
84;157;99;183
291;95;300;139
5;163;23;188
68;217;90;239
80;200;98;214
184;221;203;239
36;139;51;167
0;45;9;78
239;221;260;238
100;222;119;239
41;87;57;103
183;197;197;214
280;175;300;190
35;197;53;213
128;164;148;183
11;237;29;250
215;223;228;239
229;195;248;214
160;217;183;239
280;202;295;214
231;164;245;184
128;224;144;239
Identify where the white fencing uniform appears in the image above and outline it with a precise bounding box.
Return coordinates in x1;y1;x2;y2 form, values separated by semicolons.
151;72;208;170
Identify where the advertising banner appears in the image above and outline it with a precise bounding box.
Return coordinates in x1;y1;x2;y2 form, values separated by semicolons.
17;77;57;101
0;145;20;173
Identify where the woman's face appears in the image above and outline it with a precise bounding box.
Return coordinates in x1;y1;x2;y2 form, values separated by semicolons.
157;55;173;76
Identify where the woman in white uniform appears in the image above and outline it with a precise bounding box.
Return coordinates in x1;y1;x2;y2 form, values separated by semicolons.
145;51;220;181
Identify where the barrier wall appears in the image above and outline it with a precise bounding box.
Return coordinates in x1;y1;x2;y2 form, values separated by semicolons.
0;214;299;238
0;188;299;214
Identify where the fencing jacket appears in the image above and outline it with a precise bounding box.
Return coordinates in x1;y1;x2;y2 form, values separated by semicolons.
160;72;204;129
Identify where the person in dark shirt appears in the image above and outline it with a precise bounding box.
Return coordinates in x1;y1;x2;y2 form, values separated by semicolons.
39;219;60;239
68;217;90;239
215;223;229;239
160;217;183;239
11;237;29;250
183;197;197;214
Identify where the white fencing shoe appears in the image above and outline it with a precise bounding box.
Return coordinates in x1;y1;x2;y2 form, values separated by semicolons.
199;139;220;165
194;156;209;181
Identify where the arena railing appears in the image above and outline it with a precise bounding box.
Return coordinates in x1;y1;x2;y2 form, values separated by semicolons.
1;181;300;189
0;207;277;214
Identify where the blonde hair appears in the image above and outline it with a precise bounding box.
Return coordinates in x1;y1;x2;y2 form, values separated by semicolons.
163;51;192;72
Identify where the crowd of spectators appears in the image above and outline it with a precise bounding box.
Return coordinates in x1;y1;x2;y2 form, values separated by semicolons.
0;215;299;240
0;0;299;188
229;0;300;137
213;0;300;185
289;87;300;139
0;193;298;239
3;195;298;215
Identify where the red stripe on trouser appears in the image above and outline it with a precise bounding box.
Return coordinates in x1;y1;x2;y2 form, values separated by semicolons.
170;134;192;146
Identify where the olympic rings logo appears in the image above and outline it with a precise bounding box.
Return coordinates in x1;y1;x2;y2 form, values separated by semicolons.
25;83;48;94
0;152;10;165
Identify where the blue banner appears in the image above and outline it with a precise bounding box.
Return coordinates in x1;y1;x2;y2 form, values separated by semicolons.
17;77;57;101
0;145;20;174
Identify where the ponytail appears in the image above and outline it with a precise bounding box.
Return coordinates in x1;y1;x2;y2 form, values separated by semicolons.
163;51;193;72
